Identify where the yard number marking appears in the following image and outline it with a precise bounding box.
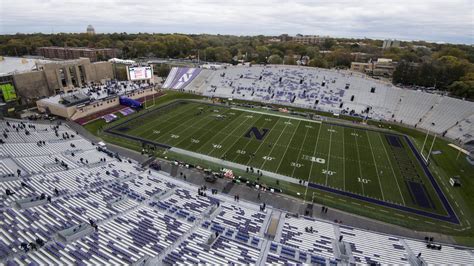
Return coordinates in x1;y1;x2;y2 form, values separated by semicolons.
263;156;274;161
291;162;303;168
322;169;336;176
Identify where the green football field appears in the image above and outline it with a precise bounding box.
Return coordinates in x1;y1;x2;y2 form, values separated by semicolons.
107;100;450;217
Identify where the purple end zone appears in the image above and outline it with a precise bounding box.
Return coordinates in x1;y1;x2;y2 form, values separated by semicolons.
407;181;434;209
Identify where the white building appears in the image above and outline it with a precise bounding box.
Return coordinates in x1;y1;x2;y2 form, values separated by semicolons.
382;39;400;49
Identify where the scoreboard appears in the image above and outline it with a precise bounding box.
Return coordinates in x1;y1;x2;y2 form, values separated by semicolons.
127;66;153;81
0;83;17;102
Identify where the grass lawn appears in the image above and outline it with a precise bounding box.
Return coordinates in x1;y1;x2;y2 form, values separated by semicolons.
86;92;474;243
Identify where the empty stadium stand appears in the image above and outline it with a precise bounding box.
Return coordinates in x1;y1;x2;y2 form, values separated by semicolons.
0;118;472;265
164;65;474;143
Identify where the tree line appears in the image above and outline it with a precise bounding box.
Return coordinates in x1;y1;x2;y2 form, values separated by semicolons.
0;33;473;99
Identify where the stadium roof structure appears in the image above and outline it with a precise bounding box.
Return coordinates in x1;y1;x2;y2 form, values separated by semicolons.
60;92;91;107
0;56;52;76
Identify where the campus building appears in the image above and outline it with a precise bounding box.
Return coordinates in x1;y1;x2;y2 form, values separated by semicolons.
0;57;114;105
350;58;397;77
292;35;327;45
37;47;119;62
382;39;401;49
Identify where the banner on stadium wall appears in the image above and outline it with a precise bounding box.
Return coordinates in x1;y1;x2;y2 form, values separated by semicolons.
0;84;17;102
162;67;202;89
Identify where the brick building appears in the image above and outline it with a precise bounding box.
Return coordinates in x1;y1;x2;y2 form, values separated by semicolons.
37;47;120;62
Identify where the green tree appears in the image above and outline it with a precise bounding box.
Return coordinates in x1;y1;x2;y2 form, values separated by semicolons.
326;49;351;68
267;54;283;64
448;80;474;99
155;64;171;78
256;45;270;63
322;38;336;50
308;56;328;68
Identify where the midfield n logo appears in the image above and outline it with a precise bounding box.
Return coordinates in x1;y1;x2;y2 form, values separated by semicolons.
244;127;270;141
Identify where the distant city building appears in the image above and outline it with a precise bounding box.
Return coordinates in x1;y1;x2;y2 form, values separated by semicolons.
351;52;373;62
266;37;281;43
351;58;397;77
382;39;400;49
278;34;292;42
86;25;95;35
37;47;120;62
292;34;327;45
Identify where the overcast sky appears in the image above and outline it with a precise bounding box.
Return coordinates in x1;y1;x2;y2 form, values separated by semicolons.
0;0;473;44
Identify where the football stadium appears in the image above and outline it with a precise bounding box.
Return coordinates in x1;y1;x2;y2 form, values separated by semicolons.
1;1;474;265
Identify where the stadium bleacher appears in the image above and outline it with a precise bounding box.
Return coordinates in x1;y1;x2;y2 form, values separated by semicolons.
0;118;473;265
164;65;474;143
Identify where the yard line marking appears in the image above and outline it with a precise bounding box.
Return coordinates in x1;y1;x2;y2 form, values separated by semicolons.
380;209;389;213
395;213;405;217
227;116;275;162
259;119;292;169
231;107;322;124
353;129;365;195
290;126;310;178
217;114;264;158
408;217;419;221
160;106;225;144
325;125;334;186
366;131;385;201
303;123;323;202
275;120;302;173
147;103;205;137
351;202;361;206
245;118;285;166
342;126;346;191
173;108;238;147
193;111;251;153
136;102;199;140
206;115;254;155
129;102;197;136
378;134;406;206
425;221;435;225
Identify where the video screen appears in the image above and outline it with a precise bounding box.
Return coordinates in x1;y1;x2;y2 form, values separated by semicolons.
128;66;152;80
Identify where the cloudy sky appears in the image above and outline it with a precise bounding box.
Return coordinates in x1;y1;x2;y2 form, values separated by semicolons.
0;0;473;44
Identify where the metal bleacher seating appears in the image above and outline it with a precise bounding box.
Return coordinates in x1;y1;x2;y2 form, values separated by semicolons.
1;118;473;265
168;65;474;143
